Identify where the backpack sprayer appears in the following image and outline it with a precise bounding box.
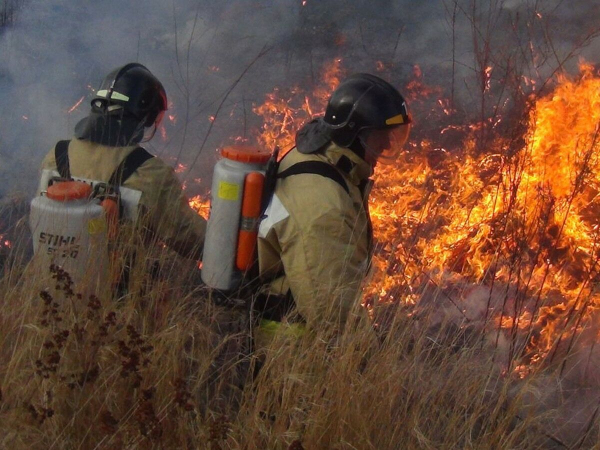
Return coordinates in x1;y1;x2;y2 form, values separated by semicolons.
30;179;118;289
201;145;272;291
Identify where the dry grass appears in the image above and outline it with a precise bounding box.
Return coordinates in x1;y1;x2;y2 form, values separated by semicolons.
0;228;582;450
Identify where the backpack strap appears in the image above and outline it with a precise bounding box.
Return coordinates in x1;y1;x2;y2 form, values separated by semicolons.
54;140;72;179
277;161;349;195
260;148;281;215
108;147;154;187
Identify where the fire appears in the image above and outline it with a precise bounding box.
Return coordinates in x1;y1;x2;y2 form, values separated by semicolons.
188;195;210;220
249;59;600;374
253;58;343;154
158;101;177;142
367;62;600;371
404;65;444;103
484;66;493;92
178;164;210;219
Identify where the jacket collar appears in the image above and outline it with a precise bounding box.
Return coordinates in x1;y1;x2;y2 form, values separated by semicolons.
321;142;373;185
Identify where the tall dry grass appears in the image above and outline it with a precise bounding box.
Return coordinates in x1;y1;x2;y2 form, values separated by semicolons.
0;223;580;449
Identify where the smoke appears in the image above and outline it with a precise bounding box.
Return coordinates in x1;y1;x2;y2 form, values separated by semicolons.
0;0;598;196
406;273;600;445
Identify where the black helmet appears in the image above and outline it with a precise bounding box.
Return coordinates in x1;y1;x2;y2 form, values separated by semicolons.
75;63;167;146
324;73;410;147
296;73;411;163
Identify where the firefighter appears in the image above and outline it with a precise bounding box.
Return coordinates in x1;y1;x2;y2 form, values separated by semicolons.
256;73;411;339
38;63;206;260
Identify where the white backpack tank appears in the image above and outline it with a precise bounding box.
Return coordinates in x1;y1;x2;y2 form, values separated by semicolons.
201;146;270;291
38;169;142;222
30;180;111;291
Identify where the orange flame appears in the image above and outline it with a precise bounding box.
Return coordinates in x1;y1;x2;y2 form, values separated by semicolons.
366;62;600;370
405;65;443;102
188;195;210;220
484;66;493;92
252;58;343;154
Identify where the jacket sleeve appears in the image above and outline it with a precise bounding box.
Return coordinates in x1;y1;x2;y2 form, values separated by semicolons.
278;199;370;333
127;159;207;260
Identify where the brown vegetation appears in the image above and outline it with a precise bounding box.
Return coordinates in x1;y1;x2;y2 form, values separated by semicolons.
0;233;588;449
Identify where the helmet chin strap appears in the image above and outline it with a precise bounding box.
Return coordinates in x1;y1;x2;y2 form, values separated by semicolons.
107;104;123;113
141;122;158;143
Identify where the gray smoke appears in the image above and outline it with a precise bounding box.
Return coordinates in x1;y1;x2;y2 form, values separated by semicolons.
1;0;598;196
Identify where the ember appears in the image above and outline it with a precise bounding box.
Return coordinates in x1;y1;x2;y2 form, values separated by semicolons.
67;96;85;114
0;234;11;249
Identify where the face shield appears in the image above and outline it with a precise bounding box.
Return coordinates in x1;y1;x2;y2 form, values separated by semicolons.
358;123;411;165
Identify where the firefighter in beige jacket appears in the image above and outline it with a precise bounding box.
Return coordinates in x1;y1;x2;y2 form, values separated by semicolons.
39;63;206;259
40;139;206;259
257;73;411;334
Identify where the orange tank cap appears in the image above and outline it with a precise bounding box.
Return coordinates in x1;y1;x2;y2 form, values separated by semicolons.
221;145;271;164
47;181;92;201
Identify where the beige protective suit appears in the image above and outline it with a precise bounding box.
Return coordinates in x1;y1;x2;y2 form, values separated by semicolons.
257;142;373;332
40;138;206;259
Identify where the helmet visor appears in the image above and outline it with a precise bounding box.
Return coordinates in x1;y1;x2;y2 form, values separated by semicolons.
359;124;411;165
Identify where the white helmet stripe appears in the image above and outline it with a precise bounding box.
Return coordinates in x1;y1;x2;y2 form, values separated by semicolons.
96;89;129;102
110;91;130;101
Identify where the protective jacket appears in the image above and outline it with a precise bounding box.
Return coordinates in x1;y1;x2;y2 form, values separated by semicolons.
40;138;206;259
257;142;373;332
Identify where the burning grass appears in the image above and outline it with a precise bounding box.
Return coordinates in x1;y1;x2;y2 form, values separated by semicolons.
367;62;600;380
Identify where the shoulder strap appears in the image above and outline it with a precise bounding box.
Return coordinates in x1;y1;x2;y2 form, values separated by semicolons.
108;147;154;186
277;161;349;195
54;140;71;179
260;148;281;215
